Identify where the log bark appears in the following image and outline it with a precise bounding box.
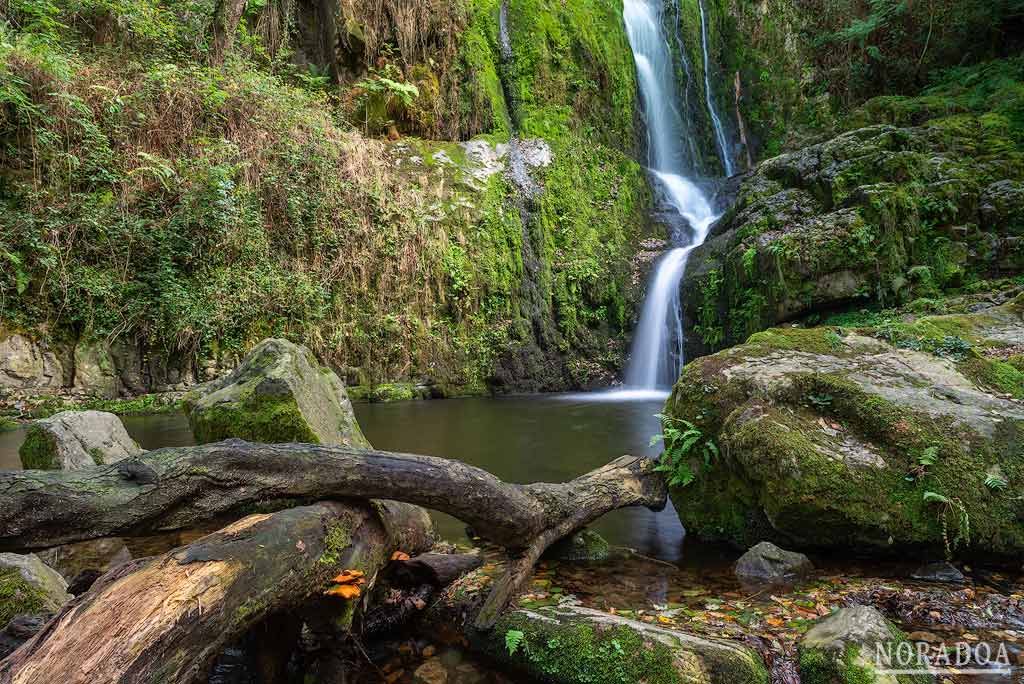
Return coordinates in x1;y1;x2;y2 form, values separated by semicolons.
0;500;433;684
0;441;666;554
210;0;247;64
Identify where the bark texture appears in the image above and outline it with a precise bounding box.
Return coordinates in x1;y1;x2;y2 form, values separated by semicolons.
0;442;666;553
0;501;433;684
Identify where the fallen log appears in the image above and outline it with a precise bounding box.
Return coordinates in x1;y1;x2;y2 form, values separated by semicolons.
0;440;664;553
0;500;433;684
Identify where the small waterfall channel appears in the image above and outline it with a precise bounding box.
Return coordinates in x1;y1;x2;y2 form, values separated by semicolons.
619;0;727;396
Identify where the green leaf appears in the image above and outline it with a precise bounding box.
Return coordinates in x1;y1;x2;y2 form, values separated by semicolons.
505;629;525;656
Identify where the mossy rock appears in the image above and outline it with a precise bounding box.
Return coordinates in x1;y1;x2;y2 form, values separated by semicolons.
0;553;71;626
482;604;768;684
664;298;1024;558
798;606;932;684
184;338;370;447
543;528;611;562
19;410;142;470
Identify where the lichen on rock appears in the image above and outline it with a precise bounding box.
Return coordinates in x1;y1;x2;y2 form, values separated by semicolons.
185;338;370;447
19;410;143;470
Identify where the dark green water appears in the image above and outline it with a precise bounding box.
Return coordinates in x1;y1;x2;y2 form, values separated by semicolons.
0;394;688;561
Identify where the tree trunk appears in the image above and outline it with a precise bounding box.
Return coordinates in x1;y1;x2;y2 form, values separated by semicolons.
0;501;433;684
0;442;665;554
210;0;248;65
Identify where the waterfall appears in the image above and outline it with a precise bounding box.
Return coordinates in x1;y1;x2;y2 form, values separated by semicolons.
697;0;734;176
621;0;718;393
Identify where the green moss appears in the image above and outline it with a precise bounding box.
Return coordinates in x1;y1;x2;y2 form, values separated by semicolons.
0;417;18;433
188;394;320;445
0;569;51;626
318;521;353;566
745;327;845;355
488;609;767;684
18;426;57;470
799;644;877;684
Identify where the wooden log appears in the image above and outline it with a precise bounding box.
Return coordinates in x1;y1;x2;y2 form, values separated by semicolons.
0;441;666;554
0;500;433;684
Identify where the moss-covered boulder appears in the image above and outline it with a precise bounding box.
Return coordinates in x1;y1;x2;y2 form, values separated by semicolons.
734;542;813;586
185;338;370;447
798;606;930;684
19;410;142;470
542;528;611;562
0;553;71;627
681;62;1024;358
482;604;768;684
664;297;1024;558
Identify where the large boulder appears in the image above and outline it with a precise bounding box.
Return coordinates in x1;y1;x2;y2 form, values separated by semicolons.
735;542;813;586
19;410;143;470
185;338;369;447
663;297;1024;557
0;553;71;627
798;606;929;684
681;102;1024;359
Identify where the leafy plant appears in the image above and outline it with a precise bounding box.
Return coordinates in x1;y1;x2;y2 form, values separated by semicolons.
906;445;939;481
923;490;970;560
984;473;1008;491
651;414;719;488
504;629;525;655
806;393;833;409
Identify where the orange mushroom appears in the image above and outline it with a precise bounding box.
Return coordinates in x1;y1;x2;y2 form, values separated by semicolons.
324;584;361;599
390;551;410;562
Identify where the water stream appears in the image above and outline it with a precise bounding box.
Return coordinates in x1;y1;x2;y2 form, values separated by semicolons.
697;0;734;176
621;0;719;392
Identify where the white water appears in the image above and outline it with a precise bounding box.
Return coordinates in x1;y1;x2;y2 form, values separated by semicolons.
697;0;733;176
620;0;719;393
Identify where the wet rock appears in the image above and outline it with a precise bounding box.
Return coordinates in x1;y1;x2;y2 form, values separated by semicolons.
0;333;63;390
735;542;813;585
911;561;965;584
666;297;1024;557
0;552;72;626
0;614;47;659
184;338;369;447
19;410;143;470
413;657;448;684
798;606;926;684
543;528;611;562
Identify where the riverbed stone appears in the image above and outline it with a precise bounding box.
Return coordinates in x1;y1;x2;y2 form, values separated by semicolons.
798;606;930;684
184;338;369;447
665;297;1024;558
735;542;813;585
543;528;611;562
910;561;965;584
0;553;71;627
483;604;768;684
19;410;143;470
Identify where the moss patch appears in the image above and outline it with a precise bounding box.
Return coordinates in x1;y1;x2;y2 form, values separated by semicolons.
187;394;320;445
18;426;57;470
0;569;51;626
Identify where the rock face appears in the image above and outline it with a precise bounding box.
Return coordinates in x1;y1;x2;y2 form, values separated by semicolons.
72;340;118;398
681;97;1024;359
0;334;64;390
735;542;813;585
19;410;143;470
185;338;370;447
0;553;71;627
798;606;928;684
664;298;1024;557
485;604;768;684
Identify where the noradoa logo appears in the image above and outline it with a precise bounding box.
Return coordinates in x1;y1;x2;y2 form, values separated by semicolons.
875;640;1018;677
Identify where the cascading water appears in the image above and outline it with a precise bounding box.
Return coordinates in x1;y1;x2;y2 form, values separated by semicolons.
621;0;718;394
697;0;734;176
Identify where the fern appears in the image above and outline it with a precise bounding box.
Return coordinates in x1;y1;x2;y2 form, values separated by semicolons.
651;414;718;489
984;473;1008;491
504;629;525;656
923;491;970;560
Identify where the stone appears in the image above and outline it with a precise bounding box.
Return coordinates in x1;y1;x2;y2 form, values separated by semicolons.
73;339;118;398
666;297;1024;557
735;542;813;585
184;338;369;447
0;333;63;390
19;410;143;470
911;561;965;584
412;657;448;684
543;528;611;562
798;606;929;684
0;553;72;626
